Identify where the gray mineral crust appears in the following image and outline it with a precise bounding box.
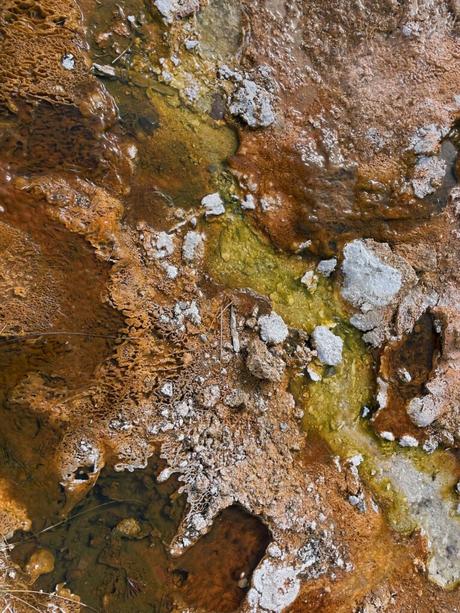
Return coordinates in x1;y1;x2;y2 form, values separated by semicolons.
341;240;402;310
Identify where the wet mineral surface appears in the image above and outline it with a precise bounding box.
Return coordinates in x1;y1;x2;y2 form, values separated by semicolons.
0;0;459;612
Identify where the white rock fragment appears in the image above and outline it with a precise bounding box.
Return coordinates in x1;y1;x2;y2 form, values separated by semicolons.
349;454;363;467
185;39;199;50
241;194;256;210
201;192;225;216
258;312;288;344
160;381;174;397
341;240;402;310
398;367;412;382
407;395;439;427
398;435;419;448
422;436;439;454
182;231;203;262
311;326;343;366
161;262;178;279
154;231;175;259
316;258;337;277
174;300;201;326
157;467;174;482
248;560;300;612
412;156;446;198
191;513;207;532
201;384;220;408
409;124;448;155
306;365;322;382
61;53;75;70
376;377;389;409
300;270;318;291
266;543;282;559
154;0;200;22
380;431;395;442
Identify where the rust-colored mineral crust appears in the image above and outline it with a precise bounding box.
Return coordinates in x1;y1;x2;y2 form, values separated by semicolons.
0;0;459;612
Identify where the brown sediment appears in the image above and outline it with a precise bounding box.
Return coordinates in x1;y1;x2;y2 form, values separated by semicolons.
0;176;124;533
10;458;270;613
228;0;460;253
173;505;270;612
373;312;442;440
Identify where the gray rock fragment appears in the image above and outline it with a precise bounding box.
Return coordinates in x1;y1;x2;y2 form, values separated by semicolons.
246;338;285;382
407;395;440;427
247;560;300;612
154;0;200;22
182;231;203;262
201;192;225;216
316;258;337;277
61;53;75;70
409;124;448;155
412;156;447;198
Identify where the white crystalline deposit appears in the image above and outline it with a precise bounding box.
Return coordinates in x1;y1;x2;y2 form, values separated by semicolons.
341;240;402;311
258;312;288;344
182;231;203;262
201;192;225;216
311;326;343;366
412;156;446;198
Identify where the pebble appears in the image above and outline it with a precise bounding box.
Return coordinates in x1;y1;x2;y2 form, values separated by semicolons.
258;311;289;344
311;326;343;366
316;258;337;277
300;270;318;291
201;192;225;216
380;431;395;441
25;549;55;582
160;381;174;397
399;435;419;448
61;53;75;70
114;517;142;538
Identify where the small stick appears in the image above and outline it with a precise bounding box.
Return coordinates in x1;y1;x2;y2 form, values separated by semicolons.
112;44;132;65
5;590;96;612
230;305;240;353
8;499;142;546
219;301;233;361
0;331;137;343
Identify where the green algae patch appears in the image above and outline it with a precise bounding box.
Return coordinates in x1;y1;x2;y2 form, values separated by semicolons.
207;213;349;331
144;89;238;204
